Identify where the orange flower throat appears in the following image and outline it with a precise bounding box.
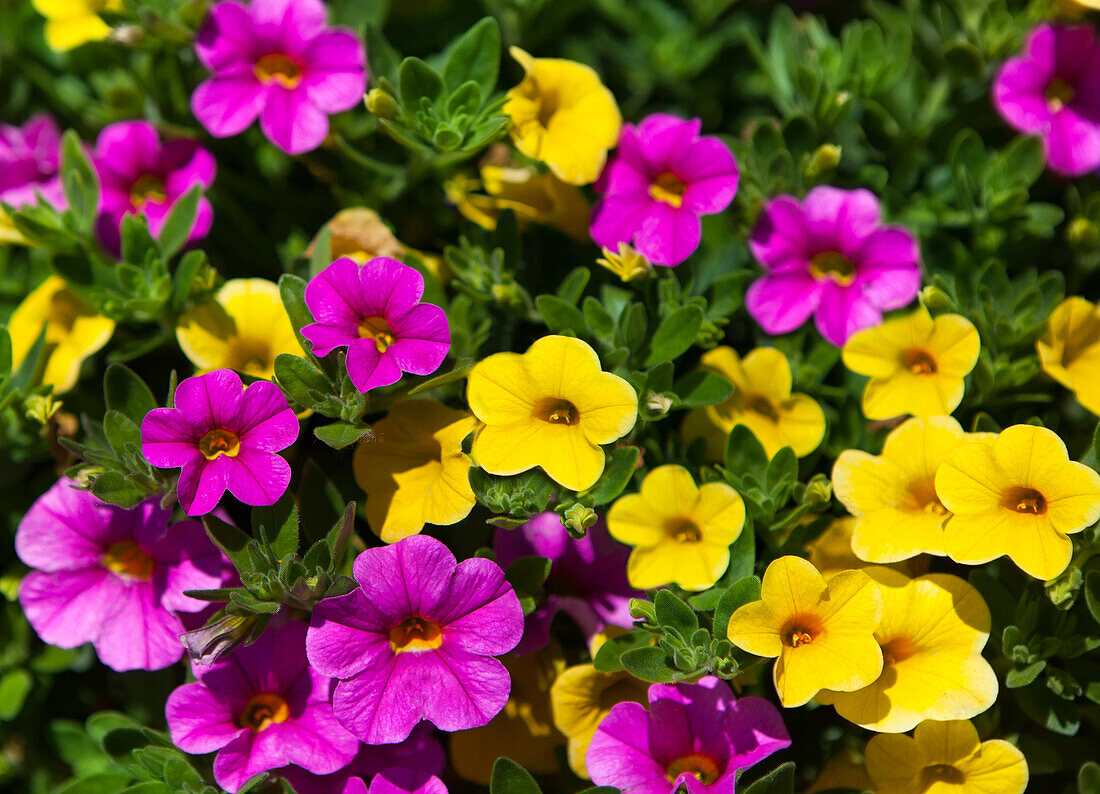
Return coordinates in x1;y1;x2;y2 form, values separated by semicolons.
199;428;241;460
254;53;304;88
103;541;154;580
389;616;443;652
239;692;290;732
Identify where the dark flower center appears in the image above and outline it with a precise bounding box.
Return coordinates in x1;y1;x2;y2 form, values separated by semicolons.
1002;486;1046;515
254;53;304;88
536;86;560;128
743;392;780;422
199;428;241;460
901;348;938;375
49;288;95;333
1046;77;1075;112
880;634;918;666
920;764;966;786
102;540;153;580
908;477;947;516
129;174;166;208
666;517;703;544
358;315;396;353
649;172;687;208
389;616;443;652
780;614;822;648
809;251;856;286
239;692;290;732
666;753;721;785
533;397;580;426
227;338;273;377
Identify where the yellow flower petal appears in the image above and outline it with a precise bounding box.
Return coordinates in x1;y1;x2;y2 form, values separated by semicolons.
739;347;793;401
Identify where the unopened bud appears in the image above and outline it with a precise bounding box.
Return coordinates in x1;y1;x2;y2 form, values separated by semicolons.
806;144;841;178
366;88;400;119
562;503;598;536
645;392;674;416
1068;217;1100;251
24;393;62;426
1045;566;1082;610
802;474;833;507
629;598;657;624
919;284;954;313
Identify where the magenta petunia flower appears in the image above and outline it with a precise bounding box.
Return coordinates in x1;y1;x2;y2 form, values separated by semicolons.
590;113;738;266
746;185;921;346
368;772;447;794
281;725;445;794
993;24;1100;176
166;620;359;793
141;369;299;516
586;677;791;794
91;120;215;256
306;534;524;744
494;512;642;654
15;478;226;672
192;0;367;155
302;257;450;394
0;114;66;212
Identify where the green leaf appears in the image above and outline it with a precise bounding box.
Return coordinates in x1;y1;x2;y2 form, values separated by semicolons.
555;267;590;305
713;576;761;638
741;762;796;794
315;422;372;449
536;294;586;334
644;305;703;367
156;184;202;260
726;425;769;479
621;646;678;682
593;630;653;672
61;129;99;233
583;296;615;340
673;371;733;408
408;358;476;395
1085;570;1100;627
279;274;317;356
89;472;145;508
442;17;501;96
1079;762;1100;794
253;491;299;561
399;57;445;105
102;410;143;463
55;774;134;794
1006;660;1046;689
229;590;281;614
654;589;698;636
506;556;552;596
204;514;258;575
0;669;33;720
0;327;12;377
585;446;640;506
326;502;357;564
104;363;158;425
274;353;332;410
119;214;158;266
364;25;401;85
489;757;542;794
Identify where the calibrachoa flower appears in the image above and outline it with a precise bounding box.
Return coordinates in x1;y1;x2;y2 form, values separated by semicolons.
0;114;66;243
586;677;791;794
494;513;641;653
865;719;1028;794
590;113;739;267
466;335;638;492
177;278;303;379
607;465;745;591
504;47;621;186
993;24;1100;176
306;535;524;744
141;369;299;516
8;274;115;393
1037;296;1100;415
302;257;450;394
833;416;971;563
309;208;448;285
934;424;1100;580
16;478;225;672
816;568;997;733
842;307;980;420
805;517;864;579
166;621;359;793
193;0;367;155
92;121;215;255
353;399;477;543
746;186;921;346
31;0;122;51
369;773;448;794
682;346;825;460
727;556;883;708
596;242;653;283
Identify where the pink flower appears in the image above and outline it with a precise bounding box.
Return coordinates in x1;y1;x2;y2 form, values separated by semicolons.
590;113;738;266
141;369;299;516
15;478;226;672
166;621;360;793
306;535;523;744
368;772;448;794
192;0;367;155
92;121;216;255
746;186;921;346
302;257;450;394
0;114;66;211
994;24;1100;176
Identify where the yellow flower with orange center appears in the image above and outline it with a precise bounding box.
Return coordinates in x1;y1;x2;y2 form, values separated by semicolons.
445;164;590;240
1036;296;1100;416
352;399;477;543
466;335;638;492
726;556;883;708
815;567;997;733
865;719;1028;794
504;47;621;185
934;424;1100;580
682;347;826;460
842;307;980;420
32;0;123;51
607;464;745;591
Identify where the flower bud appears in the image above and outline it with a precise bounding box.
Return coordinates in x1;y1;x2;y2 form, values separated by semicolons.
366;88;400;119
806;144;842;178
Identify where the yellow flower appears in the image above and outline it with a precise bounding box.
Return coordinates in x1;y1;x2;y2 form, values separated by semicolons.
32;0;122;52
607;464;745;591
832;416;973;563
445;165;590;240
727;556;883;708
682;347;826;460
842;307;980;420
353;400;477;543
451;647;566;784
865;719;1028;794
596;243;653;283
467;335;637;492
308;208;448;284
805;517;863;579
807;748;874;794
816;567;997;733
176;279;302;380
504;47;621;185
1036;296;1100;416
934;424;1100;580
9;275;114;393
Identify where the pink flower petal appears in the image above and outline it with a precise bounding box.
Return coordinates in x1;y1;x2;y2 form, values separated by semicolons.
94;581;186;671
192;76;267;139
19;568;122;650
194;1;257;74
260;88;329;155
301;31;368;114
224;450;291;507
236;380;298;451
345;340;403;393
166;681;245;754
745;272;822;336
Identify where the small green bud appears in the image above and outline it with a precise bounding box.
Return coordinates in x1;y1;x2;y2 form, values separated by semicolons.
645;392;674;416
802;473;833;507
1045;565;1083;610
629;598;657;624
806;144;842;178
562;502;598;536
919;284;955;313
1067;216;1100;251
366;88;400;119
24;393;62;426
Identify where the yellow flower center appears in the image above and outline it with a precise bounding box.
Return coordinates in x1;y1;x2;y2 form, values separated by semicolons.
880;635;918;666
130;174;166;208
533;397;580;426
226;338;274;377
780;615;822;648
901;348;938;375
648;172;687;209
388;616;443;652
254;53;304;88
535;86;560;128
239;693;290;732
742;393;780;422
666;517;703;544
665;754;720;785
102;541;153;580
809;251;856;286
1046;77;1075;112
199;428;241;460
1002;486;1047;515
920;764;966;786
358;316;396;353
48;288;92;334
908;478;947;515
